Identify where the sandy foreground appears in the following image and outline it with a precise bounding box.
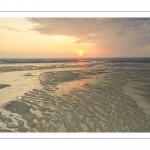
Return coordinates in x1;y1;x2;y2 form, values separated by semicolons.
0;63;150;132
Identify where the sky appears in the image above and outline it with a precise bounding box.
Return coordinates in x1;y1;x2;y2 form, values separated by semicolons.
0;18;150;58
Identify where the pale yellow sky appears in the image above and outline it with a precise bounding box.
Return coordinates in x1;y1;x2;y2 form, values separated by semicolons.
0;18;96;58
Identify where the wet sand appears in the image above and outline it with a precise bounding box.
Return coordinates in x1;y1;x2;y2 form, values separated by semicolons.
0;62;150;132
124;80;150;116
0;70;42;105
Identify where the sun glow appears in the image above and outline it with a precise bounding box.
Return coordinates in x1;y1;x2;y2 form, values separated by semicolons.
79;53;82;56
78;50;84;57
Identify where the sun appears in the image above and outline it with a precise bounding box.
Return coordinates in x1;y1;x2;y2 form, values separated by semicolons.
78;50;84;57
79;53;83;56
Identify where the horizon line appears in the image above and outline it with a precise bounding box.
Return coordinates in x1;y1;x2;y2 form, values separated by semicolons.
1;57;150;59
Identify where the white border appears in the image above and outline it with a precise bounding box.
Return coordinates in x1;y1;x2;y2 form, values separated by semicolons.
0;133;150;138
1;12;150;18
0;0;150;11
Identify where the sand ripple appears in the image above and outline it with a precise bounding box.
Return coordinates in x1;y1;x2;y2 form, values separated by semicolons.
0;69;150;132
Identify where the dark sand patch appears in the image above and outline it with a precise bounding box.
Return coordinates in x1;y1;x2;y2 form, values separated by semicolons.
22;114;35;121
54;71;78;82
3;101;32;115
0;84;11;89
22;73;40;76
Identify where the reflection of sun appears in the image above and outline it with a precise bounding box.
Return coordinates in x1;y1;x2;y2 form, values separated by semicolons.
77;80;84;89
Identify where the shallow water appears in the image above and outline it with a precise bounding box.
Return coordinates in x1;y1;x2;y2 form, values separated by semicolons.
0;58;150;132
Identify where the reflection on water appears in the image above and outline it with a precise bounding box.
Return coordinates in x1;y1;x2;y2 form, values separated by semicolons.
77;80;84;89
56;74;104;96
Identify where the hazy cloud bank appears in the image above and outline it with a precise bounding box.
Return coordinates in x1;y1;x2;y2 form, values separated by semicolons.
27;18;150;56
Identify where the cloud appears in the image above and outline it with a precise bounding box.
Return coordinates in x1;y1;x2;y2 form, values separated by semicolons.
0;26;22;32
27;18;150;56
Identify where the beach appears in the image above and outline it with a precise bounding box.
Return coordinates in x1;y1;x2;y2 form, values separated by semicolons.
0;58;150;132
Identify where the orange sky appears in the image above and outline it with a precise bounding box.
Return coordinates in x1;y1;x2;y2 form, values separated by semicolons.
0;18;96;58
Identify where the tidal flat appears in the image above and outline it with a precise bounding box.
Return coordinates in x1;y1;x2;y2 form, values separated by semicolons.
0;58;150;132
